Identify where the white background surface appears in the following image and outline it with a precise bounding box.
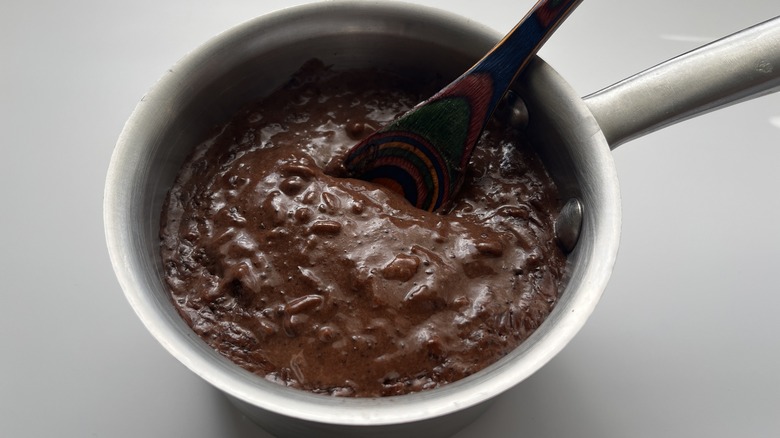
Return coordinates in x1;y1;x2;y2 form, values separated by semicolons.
2;0;779;436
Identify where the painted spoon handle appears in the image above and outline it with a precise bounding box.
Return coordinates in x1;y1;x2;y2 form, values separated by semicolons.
463;0;584;122
425;0;584;176
341;0;582;212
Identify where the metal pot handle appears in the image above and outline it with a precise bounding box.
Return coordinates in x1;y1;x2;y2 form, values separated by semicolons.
583;16;780;150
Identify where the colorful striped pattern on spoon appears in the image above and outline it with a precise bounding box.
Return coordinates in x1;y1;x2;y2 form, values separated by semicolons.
341;0;583;211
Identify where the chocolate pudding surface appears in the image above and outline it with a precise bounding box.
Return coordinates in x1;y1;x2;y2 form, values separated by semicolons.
160;60;566;397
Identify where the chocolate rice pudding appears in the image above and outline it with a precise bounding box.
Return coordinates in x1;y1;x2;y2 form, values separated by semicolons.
160;60;566;397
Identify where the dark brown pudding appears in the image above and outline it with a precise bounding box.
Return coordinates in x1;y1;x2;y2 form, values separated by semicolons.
160;60;566;397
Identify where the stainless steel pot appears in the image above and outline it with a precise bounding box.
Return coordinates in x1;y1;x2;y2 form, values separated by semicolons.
103;2;780;437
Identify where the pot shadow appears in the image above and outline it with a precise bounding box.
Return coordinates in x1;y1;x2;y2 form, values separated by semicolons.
203;351;608;438
452;354;610;438
206;386;276;438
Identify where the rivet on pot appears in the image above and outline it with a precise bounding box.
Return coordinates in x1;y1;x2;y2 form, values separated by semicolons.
555;198;583;253
497;90;529;129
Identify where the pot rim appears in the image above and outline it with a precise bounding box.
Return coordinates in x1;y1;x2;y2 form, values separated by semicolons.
104;0;621;426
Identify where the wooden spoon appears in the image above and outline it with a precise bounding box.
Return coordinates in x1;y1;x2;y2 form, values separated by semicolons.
340;0;583;212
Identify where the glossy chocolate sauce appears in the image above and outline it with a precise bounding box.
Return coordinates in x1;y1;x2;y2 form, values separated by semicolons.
160;60;566;397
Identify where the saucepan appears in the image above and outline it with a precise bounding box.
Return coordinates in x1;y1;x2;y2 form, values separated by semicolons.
103;2;780;437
